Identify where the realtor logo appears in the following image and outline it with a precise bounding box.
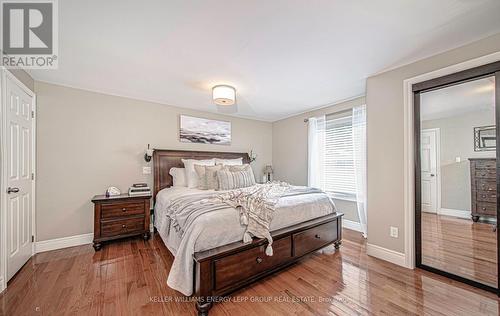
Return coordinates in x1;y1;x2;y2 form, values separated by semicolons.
1;0;58;69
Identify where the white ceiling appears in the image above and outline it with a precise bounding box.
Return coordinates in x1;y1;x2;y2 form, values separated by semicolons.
421;76;495;121
29;0;500;121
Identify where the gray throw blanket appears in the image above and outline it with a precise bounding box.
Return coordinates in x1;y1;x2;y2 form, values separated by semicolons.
166;181;323;256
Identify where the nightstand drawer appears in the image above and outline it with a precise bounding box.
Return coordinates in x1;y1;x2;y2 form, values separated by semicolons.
101;217;144;237
101;201;145;219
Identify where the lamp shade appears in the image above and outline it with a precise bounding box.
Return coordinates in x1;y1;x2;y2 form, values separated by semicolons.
212;85;236;106
264;165;273;174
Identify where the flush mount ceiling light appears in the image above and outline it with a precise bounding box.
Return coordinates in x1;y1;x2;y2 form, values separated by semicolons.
212;85;236;106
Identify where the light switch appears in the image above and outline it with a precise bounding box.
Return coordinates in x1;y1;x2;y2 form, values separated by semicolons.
455;157;461;163
142;166;151;174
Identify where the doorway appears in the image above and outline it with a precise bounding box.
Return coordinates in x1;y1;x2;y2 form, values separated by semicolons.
421;128;440;214
414;61;500;293
0;69;36;292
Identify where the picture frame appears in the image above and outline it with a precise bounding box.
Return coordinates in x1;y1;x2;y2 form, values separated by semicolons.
474;125;496;151
179;115;231;145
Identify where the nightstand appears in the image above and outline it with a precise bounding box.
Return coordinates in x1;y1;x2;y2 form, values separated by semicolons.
91;193;152;250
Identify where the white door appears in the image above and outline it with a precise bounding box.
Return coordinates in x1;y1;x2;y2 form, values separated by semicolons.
421;129;439;213
5;74;34;281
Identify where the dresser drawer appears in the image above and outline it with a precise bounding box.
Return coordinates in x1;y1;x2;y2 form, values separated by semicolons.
476;190;497;203
476;202;497;216
101;217;144;237
101;201;145;219
214;236;292;291
475;169;496;179
293;220;338;257
475;160;496;170
476;179;496;192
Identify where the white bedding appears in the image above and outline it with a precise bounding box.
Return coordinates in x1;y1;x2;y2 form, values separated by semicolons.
154;185;335;296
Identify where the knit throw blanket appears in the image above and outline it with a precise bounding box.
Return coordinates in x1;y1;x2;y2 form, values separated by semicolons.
166;182;323;256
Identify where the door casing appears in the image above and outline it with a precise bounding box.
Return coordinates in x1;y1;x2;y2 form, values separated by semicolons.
0;68;36;293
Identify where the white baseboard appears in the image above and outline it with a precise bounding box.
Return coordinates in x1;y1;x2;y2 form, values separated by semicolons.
366;243;406;267
0;277;4;293
35;233;93;253
438;208;471;219
343;219;363;232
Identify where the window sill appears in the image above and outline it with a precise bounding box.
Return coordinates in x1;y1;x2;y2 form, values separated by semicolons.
327;193;358;203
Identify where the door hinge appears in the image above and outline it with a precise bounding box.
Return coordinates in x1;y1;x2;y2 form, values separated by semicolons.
31;110;34;118
31;173;34;180
31;235;34;242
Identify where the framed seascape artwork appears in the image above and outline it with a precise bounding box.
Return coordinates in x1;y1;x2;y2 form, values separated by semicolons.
179;115;231;145
474;125;496;151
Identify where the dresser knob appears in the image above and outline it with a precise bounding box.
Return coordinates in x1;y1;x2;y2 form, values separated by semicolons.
122;208;127;212
482;207;487;211
482;195;487;198
315;234;321;239
122;224;126;228
256;257;263;264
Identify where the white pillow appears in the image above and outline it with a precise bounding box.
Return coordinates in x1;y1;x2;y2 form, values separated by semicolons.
169;167;187;187
182;158;215;188
214;157;243;166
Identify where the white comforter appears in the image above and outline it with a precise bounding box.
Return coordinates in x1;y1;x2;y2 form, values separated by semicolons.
154;185;335;296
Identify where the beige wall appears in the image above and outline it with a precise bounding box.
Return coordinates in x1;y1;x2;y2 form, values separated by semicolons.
35;82;273;241
272;97;365;222
366;32;500;253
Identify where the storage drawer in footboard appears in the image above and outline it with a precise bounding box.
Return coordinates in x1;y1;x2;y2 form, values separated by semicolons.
293;220;338;257
214;236;292;291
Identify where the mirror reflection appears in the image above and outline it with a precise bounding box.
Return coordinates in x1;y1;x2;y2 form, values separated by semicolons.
420;76;497;287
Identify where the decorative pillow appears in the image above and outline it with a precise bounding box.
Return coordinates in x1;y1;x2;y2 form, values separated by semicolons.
214;157;243;166
182;158;215;188
226;164;251;172
194;164;222;190
169;167;187;187
217;165;256;190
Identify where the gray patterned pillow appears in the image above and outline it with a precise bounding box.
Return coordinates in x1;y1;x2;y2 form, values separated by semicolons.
217;164;256;190
194;164;223;190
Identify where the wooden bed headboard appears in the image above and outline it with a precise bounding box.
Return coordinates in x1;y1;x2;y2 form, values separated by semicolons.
153;149;250;200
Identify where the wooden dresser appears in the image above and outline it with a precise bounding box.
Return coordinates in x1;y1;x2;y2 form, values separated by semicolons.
469;158;497;222
92;194;151;250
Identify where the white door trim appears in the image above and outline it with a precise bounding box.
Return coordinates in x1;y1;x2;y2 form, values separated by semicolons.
421;128;441;214
0;67;36;293
403;51;500;269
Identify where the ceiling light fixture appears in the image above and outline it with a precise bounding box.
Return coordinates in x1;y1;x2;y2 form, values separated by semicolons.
212;85;236;106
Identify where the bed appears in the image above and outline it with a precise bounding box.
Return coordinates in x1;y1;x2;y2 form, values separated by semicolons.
153;149;343;316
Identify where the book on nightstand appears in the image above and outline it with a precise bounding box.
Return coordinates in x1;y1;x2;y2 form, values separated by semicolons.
128;184;151;196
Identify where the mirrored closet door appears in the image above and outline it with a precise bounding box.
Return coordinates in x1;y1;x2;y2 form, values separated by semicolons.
415;62;500;293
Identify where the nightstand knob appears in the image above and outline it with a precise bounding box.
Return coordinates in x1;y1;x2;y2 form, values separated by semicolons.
122;224;126;228
256;257;263;264
122;208;127;212
315;234;321;239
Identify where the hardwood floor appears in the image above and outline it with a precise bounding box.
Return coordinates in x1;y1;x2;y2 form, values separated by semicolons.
1;228;499;316
422;212;497;288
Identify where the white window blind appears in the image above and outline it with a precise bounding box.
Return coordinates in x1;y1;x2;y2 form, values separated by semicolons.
324;111;356;198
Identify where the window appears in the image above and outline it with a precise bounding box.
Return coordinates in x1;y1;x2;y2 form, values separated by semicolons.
324;111;356;200
308;105;366;235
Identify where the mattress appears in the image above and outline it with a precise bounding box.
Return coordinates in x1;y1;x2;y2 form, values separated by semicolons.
154;185;336;296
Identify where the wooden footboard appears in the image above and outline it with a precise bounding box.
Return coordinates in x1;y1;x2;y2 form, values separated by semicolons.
192;213;344;315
